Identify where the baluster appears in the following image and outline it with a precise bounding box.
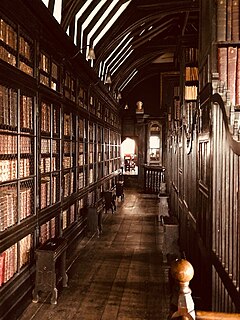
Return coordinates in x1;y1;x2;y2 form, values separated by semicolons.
170;259;195;319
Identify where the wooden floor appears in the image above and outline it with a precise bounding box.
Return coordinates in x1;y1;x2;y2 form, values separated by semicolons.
19;189;175;320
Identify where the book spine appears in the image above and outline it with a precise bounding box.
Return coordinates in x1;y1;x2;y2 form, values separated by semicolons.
236;48;240;106
232;0;239;41
227;47;237;106
218;47;228;89
227;0;233;41
217;0;227;41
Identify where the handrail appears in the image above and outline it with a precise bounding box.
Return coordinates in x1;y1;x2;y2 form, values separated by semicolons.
196;311;240;319
211;93;240;155
170;259;240;320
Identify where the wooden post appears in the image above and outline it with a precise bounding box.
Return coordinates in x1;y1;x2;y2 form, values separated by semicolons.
170;259;195;319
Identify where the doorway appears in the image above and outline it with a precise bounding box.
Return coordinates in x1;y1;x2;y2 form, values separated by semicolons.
121;137;138;175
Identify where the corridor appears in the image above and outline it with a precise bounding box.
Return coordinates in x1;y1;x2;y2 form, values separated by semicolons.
19;189;173;320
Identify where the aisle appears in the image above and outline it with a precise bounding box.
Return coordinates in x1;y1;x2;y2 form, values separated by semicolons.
19;190;171;320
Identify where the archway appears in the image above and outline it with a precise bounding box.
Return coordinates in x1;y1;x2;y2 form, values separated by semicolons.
121;137;138;175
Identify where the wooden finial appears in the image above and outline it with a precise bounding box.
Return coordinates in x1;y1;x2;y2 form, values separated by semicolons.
170;259;195;320
171;259;194;284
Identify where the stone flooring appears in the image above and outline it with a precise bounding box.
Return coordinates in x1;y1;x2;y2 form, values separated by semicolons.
19;189;173;320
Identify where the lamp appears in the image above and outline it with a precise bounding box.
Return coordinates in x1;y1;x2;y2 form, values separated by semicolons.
124;104;129;110
117;92;122;100
105;72;112;85
71;45;96;60
86;46;96;60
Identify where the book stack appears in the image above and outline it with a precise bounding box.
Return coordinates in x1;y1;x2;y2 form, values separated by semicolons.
40;177;50;209
218;47;240;106
62;210;68;229
20;136;32;154
20;95;33;129
185;67;199;81
63;114;71;136
185;86;198;100
19;234;32;268
0;188;17;231
20;187;32;220
0;134;17;154
0;244;17;286
0;159;17;182
217;0;239;42
39;218;56;244
20;158;30;178
41;102;51;132
0;85;17;127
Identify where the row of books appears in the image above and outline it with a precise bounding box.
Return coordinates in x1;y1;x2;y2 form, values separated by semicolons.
40;157;57;173
218;46;240;107
20;95;33;129
0;158;31;182
0;188;17;231
20;136;32;154
40;176;58;209
41;102;51;133
0;134;17;154
0;46;16;67
185;48;198;64
0;86;17;127
185;67;199;81
0;86;34;130
0;243;17;287
217;0;240;42
19;234;32;269
19;61;33;77
0;186;33;231
62;205;75;230
185;85;198;100
63;171;74;198
63;156;73;169
63;114;72;136
39;218;56;244
19;36;32;61
78;171;85;189
0;19;17;50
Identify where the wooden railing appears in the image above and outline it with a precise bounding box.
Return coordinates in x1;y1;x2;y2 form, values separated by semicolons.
170;259;240;320
143;165;165;193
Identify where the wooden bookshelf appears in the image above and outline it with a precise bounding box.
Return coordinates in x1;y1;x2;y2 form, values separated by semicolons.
0;4;122;319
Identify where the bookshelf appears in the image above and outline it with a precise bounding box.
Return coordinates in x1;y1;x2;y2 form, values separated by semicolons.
62;112;76;199
0;4;122;319
39;52;60;91
40;101;61;211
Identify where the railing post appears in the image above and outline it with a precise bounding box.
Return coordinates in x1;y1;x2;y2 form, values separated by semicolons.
170;259;195;319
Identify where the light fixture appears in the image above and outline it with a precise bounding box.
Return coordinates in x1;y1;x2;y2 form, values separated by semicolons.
70;45;96;60
124;104;128;110
86;46;96;60
105;72;112;85
117;92;122;100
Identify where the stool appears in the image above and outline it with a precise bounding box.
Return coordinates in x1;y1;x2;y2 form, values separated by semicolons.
32;237;68;305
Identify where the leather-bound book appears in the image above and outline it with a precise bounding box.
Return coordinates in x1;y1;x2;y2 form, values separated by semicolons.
218;47;228;88
227;47;237;106
232;0;239;41
227;0;233;41
217;0;227;41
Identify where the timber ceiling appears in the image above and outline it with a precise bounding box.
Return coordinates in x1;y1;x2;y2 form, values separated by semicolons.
44;0;199;106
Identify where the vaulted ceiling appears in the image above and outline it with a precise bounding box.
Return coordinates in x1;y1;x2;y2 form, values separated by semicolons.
42;0;199;109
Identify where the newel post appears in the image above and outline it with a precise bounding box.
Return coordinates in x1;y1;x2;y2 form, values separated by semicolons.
170;259;195;320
